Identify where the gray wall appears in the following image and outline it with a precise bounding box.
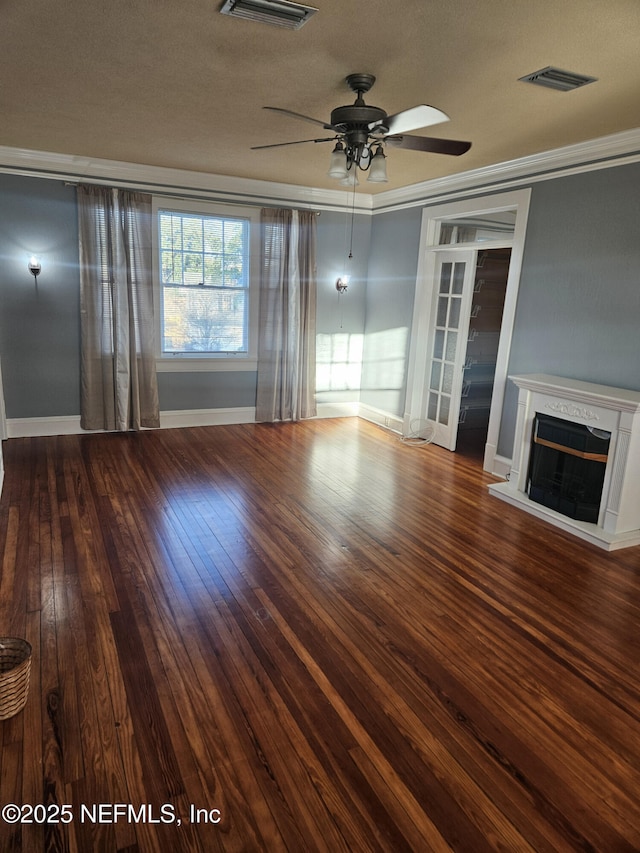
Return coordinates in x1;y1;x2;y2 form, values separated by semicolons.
0;175;81;418
362;162;640;455
0;175;366;419
361;206;422;416
3;161;639;448
498;163;640;455
315;210;370;406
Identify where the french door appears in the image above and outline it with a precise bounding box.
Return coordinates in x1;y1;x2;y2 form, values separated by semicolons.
424;250;477;450
405;190;531;472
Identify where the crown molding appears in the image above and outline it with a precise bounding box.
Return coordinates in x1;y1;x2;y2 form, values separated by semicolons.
0;145;373;213
371;127;640;213
1;125;640;216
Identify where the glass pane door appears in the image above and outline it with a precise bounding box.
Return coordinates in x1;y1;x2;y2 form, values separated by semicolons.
425;251;476;450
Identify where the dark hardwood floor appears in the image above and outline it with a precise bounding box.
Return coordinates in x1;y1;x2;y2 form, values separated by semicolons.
1;418;640;852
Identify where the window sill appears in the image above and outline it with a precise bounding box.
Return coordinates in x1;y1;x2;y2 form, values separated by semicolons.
156;358;258;373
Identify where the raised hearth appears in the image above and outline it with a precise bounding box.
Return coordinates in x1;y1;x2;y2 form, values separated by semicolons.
489;374;640;550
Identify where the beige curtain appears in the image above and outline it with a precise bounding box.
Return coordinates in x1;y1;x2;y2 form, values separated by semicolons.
78;185;160;431
256;209;317;422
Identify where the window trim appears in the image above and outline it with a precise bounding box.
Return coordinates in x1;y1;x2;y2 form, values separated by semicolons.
152;197;260;371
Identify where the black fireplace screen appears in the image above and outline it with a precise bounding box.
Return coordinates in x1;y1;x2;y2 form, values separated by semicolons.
527;413;611;524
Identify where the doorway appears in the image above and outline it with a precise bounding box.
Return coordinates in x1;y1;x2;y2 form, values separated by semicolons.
457;248;510;459
404;189;531;475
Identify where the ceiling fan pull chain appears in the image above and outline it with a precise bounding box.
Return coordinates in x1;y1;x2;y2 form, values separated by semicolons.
349;179;356;259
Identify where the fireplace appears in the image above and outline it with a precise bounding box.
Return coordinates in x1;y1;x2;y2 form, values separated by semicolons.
527;413;610;523
489;375;640;550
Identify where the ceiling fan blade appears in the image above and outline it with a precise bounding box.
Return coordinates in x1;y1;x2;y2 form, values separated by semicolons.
251;137;336;150
372;105;450;135
385;135;471;156
263;106;336;130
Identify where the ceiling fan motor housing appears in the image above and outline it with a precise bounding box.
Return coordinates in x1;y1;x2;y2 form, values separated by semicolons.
330;104;389;141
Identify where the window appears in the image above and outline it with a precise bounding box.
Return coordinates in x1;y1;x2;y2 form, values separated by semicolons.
436;211;517;246
153;199;259;367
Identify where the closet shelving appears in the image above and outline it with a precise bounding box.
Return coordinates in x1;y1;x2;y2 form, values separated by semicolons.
459;252;509;429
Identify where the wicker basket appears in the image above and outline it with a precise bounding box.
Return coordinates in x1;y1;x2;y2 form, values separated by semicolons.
0;638;32;720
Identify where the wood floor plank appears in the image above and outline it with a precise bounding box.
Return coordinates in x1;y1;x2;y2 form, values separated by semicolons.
1;418;640;851
97;461;285;850
200;480;544;846
20;610;44;853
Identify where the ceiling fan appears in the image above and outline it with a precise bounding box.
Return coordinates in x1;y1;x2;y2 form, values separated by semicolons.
251;73;471;184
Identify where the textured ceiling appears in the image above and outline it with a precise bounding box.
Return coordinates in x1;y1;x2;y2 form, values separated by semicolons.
1;0;639;193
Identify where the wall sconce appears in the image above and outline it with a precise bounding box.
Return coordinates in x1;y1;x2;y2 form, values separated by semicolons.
28;256;41;280
336;275;350;293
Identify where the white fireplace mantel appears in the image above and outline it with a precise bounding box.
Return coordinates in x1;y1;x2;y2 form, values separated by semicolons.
489;374;640;550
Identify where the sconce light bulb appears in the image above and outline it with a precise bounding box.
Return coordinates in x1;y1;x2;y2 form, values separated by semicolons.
28;256;42;278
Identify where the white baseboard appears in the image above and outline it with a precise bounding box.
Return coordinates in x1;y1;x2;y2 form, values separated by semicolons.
159;407;256;429
315;401;360;419
5;403;361;438
357;404;404;434
6;415;83;437
6;408;257;437
489;453;512;479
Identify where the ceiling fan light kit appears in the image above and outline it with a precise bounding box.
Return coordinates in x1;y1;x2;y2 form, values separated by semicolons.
367;146;388;183
327;141;348;179
340;170;359;187
253;73;471;184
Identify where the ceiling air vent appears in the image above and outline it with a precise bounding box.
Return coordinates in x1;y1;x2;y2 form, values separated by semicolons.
519;66;597;92
220;0;318;29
